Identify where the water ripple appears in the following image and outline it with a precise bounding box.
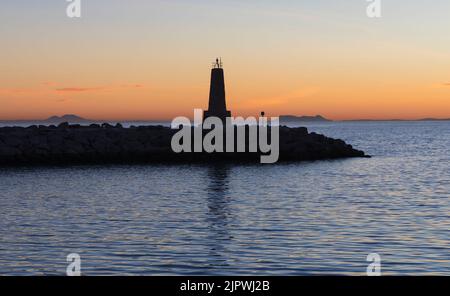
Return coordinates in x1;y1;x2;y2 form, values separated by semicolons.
0;121;449;275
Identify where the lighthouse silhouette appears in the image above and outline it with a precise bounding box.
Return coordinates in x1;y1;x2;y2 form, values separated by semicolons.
204;58;231;121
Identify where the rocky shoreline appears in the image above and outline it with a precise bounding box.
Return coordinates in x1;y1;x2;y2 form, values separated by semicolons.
0;123;369;166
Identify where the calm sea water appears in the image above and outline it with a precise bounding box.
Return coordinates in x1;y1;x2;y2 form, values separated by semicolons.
0;121;449;275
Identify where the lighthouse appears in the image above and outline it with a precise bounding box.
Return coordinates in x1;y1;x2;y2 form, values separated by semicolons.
203;58;231;122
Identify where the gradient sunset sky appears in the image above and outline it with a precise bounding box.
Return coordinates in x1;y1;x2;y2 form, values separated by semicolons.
1;0;450;120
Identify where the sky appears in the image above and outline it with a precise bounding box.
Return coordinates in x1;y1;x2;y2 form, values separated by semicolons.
1;0;450;120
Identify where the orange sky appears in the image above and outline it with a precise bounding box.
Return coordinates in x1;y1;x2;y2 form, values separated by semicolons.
1;1;449;121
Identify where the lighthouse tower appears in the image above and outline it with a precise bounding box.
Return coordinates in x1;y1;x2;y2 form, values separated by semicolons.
204;58;231;121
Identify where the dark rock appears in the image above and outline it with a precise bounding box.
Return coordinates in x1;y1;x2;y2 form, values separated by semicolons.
0;125;369;166
58;122;69;128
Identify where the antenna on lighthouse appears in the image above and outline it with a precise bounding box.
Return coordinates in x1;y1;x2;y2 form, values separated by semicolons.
212;58;223;69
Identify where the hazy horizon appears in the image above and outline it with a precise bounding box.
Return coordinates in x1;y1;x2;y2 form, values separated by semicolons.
1;113;449;123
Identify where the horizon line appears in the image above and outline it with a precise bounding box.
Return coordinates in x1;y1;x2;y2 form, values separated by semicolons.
1;114;450;122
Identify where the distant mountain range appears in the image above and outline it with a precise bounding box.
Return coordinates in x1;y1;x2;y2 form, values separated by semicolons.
0;114;91;125
0;114;449;125
45;114;89;123
419;118;450;121
280;115;450;122
279;115;332;122
3;114;334;124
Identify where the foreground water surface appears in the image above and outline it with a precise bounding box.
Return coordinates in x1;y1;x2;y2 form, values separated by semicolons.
0;121;449;275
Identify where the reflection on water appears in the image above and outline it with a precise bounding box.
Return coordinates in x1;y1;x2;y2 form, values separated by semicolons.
0;121;449;275
205;166;232;267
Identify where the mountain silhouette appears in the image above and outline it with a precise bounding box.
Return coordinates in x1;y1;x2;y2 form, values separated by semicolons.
280;115;331;123
45;114;88;123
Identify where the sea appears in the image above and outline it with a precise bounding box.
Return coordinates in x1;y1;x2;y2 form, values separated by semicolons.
0;121;449;275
